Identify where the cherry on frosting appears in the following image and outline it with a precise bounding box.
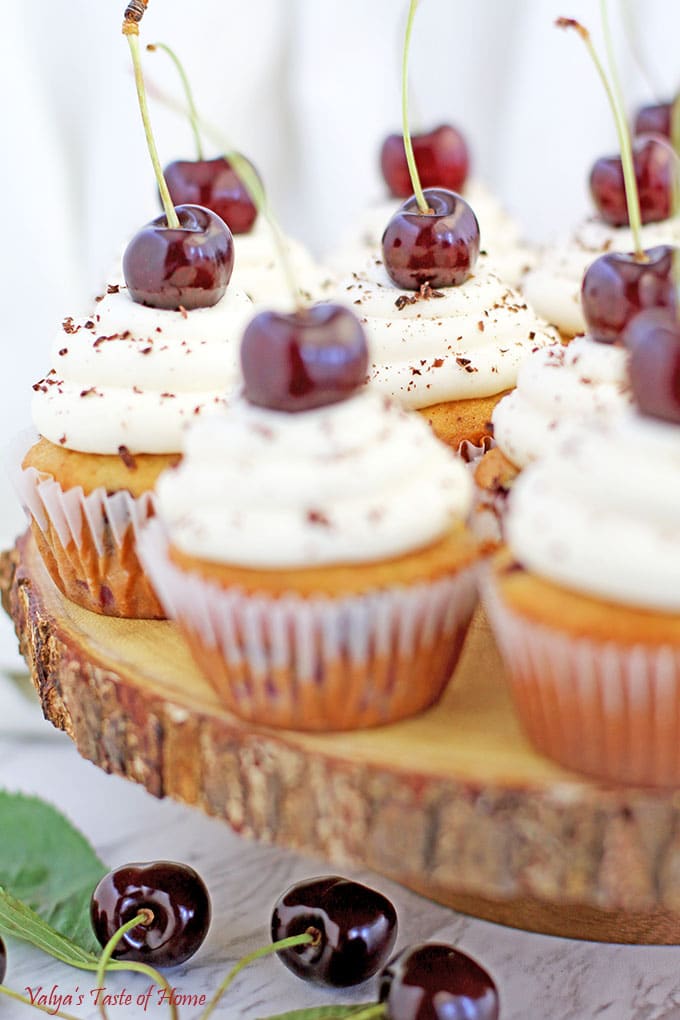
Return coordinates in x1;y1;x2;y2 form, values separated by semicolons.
123;204;234;310
164;156;259;235
623;306;680;424
581;245;676;344
382;187;480;290
241;303;369;412
589;136;673;227
634;102;672;139
380;124;469;198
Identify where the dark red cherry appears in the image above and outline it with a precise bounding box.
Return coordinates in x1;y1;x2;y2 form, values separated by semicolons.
581;245;676;343
241;303;368;412
382;188;480;290
0;936;5;984
164;156;258;235
589;136;672;226
380;125;469;198
90;861;211;968
271;876;397;987
623;306;680;424
380;943;499;1020
123;204;233;310
635;102;671;139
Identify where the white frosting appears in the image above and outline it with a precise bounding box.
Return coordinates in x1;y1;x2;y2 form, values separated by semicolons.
157;388;473;568
524;216;680;336
507;413;680;611
327;180;536;287
492;336;632;468
231;220;335;310
32;284;254;455
336;255;557;409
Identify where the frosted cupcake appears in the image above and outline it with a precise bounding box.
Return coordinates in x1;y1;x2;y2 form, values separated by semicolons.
17;226;253;618
338;251;556;451
140;302;481;731
231;219;334;309
486;308;680;786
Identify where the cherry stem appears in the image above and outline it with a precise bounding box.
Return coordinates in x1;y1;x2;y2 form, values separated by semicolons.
557;12;643;259
147;42;204;160
94;909;178;1020
198;931;315;1020
0;984;81;1020
125;32;179;229
402;0;428;214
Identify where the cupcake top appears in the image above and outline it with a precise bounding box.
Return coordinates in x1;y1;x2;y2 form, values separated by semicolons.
156;387;473;569
506;412;680;611
491;335;632;469
524;216;680;336
328;181;535;288
31;282;253;455
231;220;334;309
336;254;557;410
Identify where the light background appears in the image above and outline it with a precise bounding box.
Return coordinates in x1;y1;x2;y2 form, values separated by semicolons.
0;0;679;530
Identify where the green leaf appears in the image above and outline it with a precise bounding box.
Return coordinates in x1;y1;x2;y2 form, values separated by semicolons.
0;886;100;969
257;1006;378;1020
0;792;106;953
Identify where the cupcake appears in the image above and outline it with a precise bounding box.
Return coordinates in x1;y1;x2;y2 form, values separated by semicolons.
524;215;680;339
337;251;556;452
17;268;253;618
230;219;334;309
139;302;481;731
485;311;680;786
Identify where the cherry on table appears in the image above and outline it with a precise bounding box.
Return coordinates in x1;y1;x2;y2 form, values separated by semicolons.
271;876;397;987
381;124;469;198
634;102;672;138
623;306;680;424
90;861;211;968
123;204;234;310
589;136;673;226
581;245;676;343
164;156;258;235
382;187;480;290
241;303;369;412
379;943;499;1020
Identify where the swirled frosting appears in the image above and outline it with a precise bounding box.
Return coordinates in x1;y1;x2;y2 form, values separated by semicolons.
32;283;253;455
156;388;473;568
327;180;536;287
231;220;334;309
506;413;680;611
492;336;632;468
336;255;557;409
524;216;680;336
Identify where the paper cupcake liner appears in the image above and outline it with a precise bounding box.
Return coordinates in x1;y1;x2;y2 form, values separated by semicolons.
8;430;165;619
138;519;479;731
484;573;680;788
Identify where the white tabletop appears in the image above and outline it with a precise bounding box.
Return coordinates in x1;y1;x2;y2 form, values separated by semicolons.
1;612;680;1020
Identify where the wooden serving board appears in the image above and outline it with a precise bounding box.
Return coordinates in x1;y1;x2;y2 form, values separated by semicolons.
3;532;680;945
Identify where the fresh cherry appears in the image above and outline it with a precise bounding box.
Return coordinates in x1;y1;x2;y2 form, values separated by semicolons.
382;187;480;290
122;204;233;310
380;125;469;199
581;245;676;343
0;936;5;984
635;102;671;139
241;303;368;412
164;156;258;235
90;861;211;968
271;876;397;987
379;943;499;1020
623;307;680;424
589;136;673;226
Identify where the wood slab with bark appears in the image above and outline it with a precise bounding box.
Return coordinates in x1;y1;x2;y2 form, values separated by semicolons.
2;532;680;944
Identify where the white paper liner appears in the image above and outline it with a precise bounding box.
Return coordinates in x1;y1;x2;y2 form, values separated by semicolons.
483;572;680;788
7;429;163;617
139;519;479;731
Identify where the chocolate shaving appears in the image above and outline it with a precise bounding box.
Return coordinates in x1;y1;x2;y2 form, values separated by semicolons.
307;509;331;527
118;445;137;470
